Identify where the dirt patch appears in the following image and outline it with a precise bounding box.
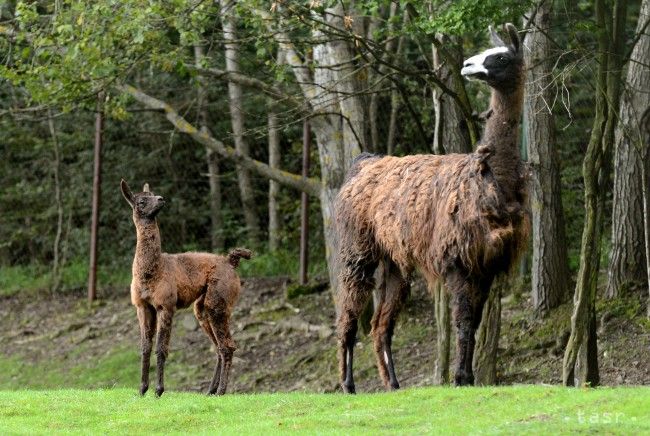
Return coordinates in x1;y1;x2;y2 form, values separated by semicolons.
1;278;648;393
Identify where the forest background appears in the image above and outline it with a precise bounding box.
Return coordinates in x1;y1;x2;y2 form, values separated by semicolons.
0;0;649;390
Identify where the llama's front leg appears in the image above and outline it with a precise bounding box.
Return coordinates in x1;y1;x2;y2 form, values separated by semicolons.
155;307;174;397
446;270;479;386
136;304;156;395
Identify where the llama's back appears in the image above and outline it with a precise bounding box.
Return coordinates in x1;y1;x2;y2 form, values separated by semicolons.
336;152;528;277
165;252;240;308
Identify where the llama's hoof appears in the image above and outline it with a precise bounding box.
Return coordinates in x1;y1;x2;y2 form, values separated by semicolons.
139;383;149;396
155;386;165;397
342;382;356;394
388;382;400;391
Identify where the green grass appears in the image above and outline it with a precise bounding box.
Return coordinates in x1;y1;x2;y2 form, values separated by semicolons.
0;386;648;434
0;348;140;390
0;260;131;296
238;249;327;279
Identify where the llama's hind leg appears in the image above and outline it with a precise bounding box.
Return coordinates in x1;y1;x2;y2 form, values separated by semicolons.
371;260;409;390
136;303;156;395
154;307;175;397
203;286;236;396
206;307;235;395
194;295;222;394
337;256;377;394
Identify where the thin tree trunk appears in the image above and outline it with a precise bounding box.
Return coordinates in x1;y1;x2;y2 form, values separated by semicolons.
473;285;502;385
431;281;451;384
268;48;285;252
268;108;280;252
367;2;401;153
88;92;104;303
432;35;471;155
220;0;261;247
206;150;224;251
523;1;570;315
194;44;224;252
563;0;627;387
47;109;64;292
299;120;311;285
643;150;650;318
607;0;650;299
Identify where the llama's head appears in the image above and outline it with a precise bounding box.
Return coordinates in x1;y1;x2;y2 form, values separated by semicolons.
461;23;523;91
120;179;165;222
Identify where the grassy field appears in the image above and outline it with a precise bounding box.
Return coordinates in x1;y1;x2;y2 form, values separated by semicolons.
1;386;648;434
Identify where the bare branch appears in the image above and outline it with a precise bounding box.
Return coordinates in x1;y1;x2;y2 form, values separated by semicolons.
118;84;321;198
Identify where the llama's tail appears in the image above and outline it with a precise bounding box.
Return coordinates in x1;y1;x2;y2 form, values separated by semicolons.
228;248;253;268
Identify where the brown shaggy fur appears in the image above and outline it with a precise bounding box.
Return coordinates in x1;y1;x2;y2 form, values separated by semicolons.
335;24;530;392
121;179;251;397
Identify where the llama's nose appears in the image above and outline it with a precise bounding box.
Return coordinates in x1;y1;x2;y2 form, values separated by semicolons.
463;60;472;67
157;196;165;204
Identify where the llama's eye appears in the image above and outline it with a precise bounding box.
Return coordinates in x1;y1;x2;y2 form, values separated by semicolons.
497;56;508;64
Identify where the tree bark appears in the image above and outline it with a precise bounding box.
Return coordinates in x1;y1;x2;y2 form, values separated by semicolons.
563;0;628;387
194;44;224;252
432;35;471;155
268;48;285;252
523;1;570;315
431;281;451;384
47;109;64;292
268;108;280;252
220;0;261;247
606;0;650;299
88;92;104;303
473;285;502;385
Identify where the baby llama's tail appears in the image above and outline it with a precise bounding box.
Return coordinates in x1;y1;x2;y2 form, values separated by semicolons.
228;248;253;268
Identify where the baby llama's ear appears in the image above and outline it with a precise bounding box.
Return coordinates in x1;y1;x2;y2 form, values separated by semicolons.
143;183;150;193
121;179;135;207
506;23;520;53
489;25;506;47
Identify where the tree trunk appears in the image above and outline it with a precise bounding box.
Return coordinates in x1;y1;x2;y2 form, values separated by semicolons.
431;281;451;384
206;150;224;251
194;44;224;252
268;108;280;252
563;0;627;387
473;285;502;385
47;109;64;293
88;92;104;303
432;36;471;155
430;35;472;384
220;0;261;247
523;1;570;315
606;0;650;299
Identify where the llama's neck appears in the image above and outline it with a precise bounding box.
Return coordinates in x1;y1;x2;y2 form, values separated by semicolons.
134;219;162;280
482;85;525;200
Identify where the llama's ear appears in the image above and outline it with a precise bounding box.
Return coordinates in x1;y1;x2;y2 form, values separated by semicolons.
506;23;520;53
121;179;135;207
489;25;506;47
143;183;150;193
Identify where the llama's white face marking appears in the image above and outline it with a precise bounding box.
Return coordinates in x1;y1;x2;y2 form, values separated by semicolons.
461;47;509;80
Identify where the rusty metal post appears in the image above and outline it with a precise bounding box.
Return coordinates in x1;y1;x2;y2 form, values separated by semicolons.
88;92;104;303
299;119;311;285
